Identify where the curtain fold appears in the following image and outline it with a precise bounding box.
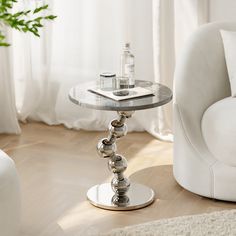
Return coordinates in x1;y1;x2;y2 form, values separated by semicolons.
1;0;209;136
150;0;210;140
174;0;209;55
151;0;175;141
14;0;155;133
0;29;21;134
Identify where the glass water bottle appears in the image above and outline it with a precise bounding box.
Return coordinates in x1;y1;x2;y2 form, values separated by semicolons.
120;43;135;88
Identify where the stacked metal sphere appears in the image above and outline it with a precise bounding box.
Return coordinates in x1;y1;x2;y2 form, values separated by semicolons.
96;111;134;205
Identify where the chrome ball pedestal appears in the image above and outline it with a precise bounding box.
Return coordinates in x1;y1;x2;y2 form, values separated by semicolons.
87;111;155;211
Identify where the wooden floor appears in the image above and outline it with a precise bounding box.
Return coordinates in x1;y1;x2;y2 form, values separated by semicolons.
1;123;236;236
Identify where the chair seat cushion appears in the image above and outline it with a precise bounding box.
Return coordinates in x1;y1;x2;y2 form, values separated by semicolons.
202;97;236;166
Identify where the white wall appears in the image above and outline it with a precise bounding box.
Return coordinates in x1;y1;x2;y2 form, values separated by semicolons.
210;0;236;21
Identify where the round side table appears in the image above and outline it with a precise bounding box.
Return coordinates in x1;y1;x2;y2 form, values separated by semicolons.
69;80;172;211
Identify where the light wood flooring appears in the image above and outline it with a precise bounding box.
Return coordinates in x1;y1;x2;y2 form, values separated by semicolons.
0;122;236;236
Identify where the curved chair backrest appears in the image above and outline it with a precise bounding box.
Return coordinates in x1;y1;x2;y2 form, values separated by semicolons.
174;21;236;159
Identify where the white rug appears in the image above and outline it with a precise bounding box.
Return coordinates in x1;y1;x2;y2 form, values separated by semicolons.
102;209;236;236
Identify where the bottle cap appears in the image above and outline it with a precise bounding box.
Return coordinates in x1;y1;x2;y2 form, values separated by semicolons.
100;72;116;78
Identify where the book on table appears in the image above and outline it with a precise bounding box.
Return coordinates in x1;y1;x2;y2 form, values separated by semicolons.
88;87;154;101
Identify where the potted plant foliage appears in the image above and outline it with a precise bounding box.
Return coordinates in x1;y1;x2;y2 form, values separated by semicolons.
0;0;56;46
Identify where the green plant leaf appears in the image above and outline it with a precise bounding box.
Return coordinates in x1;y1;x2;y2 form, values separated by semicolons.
0;0;57;46
33;4;48;14
0;42;10;46
45;15;57;20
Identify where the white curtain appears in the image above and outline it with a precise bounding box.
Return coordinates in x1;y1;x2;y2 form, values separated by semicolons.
149;0;209;140
0;29;20;134
1;0;209;137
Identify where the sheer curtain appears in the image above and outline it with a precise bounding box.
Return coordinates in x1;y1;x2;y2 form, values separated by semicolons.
1;0;209;137
150;0;209;140
0;29;20;134
13;0;154;132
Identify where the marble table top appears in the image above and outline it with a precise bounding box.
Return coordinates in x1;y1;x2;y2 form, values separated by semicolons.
69;80;172;111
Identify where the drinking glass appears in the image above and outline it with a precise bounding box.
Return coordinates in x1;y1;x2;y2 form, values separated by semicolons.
113;76;129;96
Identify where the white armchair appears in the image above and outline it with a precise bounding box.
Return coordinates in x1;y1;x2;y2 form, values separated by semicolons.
174;21;236;201
0;150;21;236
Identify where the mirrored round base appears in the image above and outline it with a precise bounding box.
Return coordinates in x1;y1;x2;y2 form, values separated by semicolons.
87;182;155;211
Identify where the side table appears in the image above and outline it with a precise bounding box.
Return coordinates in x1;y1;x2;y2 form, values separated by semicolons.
69;80;172;210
